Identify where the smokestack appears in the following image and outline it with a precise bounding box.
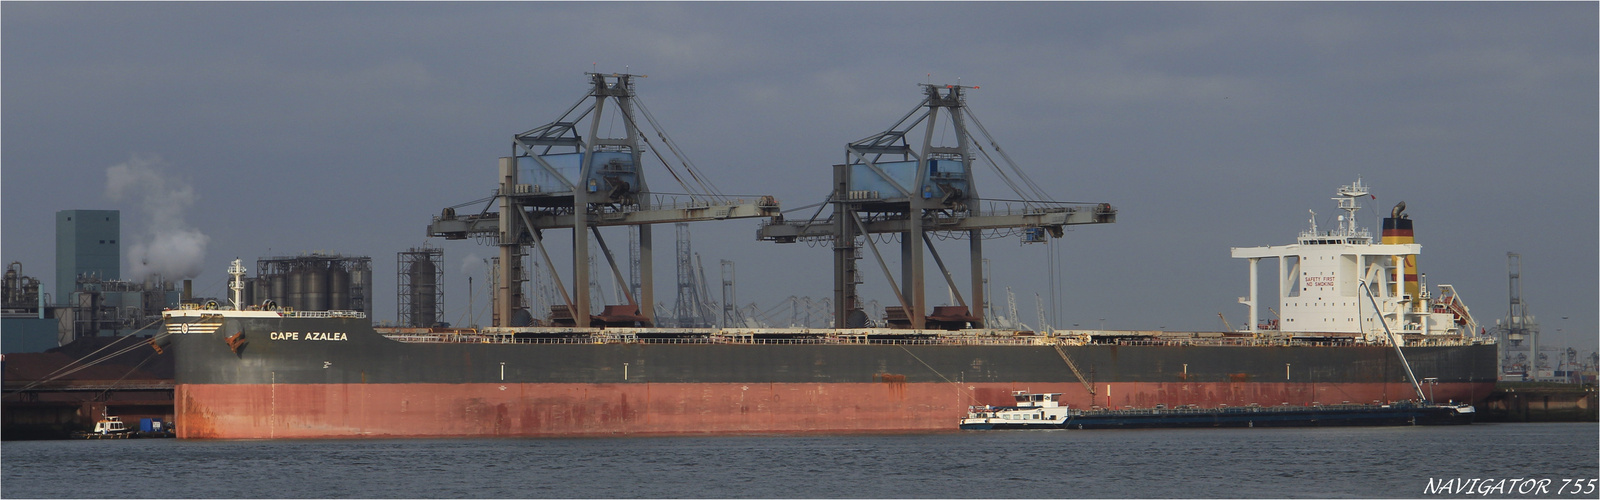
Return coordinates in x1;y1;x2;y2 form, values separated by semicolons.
1382;206;1419;304
183;279;193;303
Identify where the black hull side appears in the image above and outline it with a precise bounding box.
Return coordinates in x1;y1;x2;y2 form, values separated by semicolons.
171;316;1498;388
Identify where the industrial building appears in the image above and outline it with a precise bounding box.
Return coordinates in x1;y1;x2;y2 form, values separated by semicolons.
1;262;55;353
54;210;120;305
5;211;181;352
5;209;376;354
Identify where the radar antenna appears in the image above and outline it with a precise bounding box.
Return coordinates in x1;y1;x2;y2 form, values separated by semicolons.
1334;177;1369;237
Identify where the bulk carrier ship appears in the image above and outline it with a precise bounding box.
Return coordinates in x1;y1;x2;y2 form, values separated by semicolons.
161;75;1496;439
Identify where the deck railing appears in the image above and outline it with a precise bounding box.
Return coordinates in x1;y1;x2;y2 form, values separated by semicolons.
382;334;1048;346
377;329;1481;348
282;310;367;319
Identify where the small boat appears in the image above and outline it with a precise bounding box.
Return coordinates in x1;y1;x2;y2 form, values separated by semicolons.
959;391;1476;430
958;391;1074;429
93;416;128;435
73;415;134;439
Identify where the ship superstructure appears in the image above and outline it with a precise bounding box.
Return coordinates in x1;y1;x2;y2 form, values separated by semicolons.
1231;179;1485;345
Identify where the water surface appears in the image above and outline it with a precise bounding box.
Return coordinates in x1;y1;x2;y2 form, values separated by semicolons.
4;423;1595;498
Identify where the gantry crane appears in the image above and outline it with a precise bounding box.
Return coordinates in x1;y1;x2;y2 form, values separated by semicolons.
758;84;1115;329
428;73;780;327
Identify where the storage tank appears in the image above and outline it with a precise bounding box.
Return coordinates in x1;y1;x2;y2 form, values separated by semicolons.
254;278;272;308
304;266;329;311
270;273;287;307
287;268;306;310
329;267;350;310
408;258;437;327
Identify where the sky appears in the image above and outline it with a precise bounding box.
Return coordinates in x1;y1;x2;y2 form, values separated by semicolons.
3;2;1595;353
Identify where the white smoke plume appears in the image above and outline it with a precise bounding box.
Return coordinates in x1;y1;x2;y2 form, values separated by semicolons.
461;252;484;276
105;155;210;280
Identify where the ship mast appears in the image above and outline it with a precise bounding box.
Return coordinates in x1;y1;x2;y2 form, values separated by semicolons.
1334;177;1368;239
228;258;246;311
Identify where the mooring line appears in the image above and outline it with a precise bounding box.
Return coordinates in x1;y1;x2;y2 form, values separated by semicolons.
8;318;168;394
898;345;981;406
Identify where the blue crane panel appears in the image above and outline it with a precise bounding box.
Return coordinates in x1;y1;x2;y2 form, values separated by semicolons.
848;160;968;201
517;152;639;195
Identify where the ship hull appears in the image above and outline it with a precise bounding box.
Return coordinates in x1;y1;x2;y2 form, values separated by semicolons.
176;380;1492;439
169;316;1497;439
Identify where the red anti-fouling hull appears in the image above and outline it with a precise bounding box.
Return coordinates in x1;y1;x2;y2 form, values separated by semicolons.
167;313;1499;438
176;381;1494;439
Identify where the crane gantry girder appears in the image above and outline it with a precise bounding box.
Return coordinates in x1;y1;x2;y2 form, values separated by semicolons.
429;197;779;240
757;204;1115;242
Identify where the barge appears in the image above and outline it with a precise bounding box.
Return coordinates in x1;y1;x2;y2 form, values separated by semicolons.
959;391;1475;430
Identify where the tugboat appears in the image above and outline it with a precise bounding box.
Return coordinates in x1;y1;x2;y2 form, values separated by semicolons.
73;415;132;439
93;416;128;435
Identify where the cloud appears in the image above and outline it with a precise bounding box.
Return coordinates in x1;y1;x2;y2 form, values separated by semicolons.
105;155;210;280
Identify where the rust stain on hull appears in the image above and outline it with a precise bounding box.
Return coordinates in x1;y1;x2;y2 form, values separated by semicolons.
176;381;1495;439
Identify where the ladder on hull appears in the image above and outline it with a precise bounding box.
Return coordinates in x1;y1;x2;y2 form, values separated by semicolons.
1052;343;1097;399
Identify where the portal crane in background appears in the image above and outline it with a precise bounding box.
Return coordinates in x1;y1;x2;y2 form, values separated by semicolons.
1495;252;1540;380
